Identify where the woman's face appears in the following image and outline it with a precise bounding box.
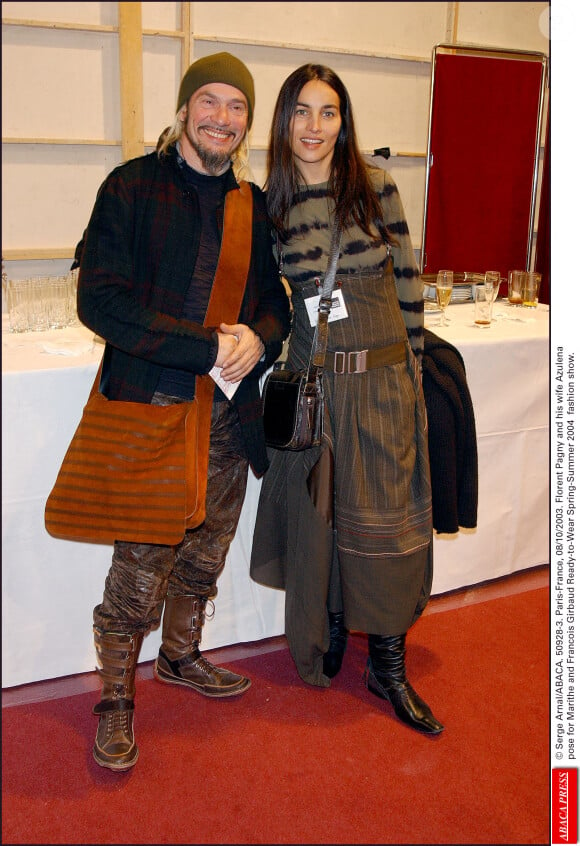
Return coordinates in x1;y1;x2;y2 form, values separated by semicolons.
290;79;342;184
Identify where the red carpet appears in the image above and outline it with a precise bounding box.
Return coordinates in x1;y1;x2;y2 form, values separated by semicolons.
2;586;549;845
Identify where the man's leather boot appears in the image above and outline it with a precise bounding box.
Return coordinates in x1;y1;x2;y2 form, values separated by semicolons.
154;594;251;697
364;633;444;735
322;610;349;679
92;629;143;771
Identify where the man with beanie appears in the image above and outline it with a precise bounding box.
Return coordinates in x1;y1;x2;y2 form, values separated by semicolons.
73;53;291;771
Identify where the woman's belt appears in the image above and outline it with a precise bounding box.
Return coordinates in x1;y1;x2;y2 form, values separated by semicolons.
324;340;406;374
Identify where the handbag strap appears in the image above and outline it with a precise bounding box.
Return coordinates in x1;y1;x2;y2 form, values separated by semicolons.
311;217;341;370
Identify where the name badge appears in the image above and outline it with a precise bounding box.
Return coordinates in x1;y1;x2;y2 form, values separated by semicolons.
304;288;349;328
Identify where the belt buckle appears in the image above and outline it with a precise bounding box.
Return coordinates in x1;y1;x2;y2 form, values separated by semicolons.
348;350;367;374
333;350;368;373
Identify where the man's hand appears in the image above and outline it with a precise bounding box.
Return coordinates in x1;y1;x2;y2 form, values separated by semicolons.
216;322;265;383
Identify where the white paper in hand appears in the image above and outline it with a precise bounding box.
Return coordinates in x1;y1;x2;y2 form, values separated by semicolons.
209;365;240;400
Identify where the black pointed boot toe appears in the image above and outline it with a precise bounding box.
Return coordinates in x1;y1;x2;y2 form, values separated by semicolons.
364;633;444;735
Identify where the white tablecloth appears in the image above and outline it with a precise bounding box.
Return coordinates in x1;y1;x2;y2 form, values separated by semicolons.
423;300;549;592
2;302;549;687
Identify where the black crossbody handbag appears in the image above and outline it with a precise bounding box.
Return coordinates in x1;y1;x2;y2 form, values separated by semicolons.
262;221;341;450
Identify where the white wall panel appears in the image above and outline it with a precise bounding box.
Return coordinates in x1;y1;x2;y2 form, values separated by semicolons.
1;2;117;26
2;146;123;250
142;36;182;143
2;28;120;140
141;2;181;31
193;1;448;60
456;2;549;52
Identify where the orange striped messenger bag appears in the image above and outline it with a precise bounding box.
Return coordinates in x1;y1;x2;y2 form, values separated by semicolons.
45;181;253;546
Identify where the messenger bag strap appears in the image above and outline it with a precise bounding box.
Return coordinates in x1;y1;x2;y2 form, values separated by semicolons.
187;179;254;525
311;217;341;370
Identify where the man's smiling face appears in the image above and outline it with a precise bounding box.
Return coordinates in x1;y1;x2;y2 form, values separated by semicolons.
179;82;248;175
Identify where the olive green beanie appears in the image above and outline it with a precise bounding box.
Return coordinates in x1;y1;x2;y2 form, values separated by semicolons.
176;52;255;128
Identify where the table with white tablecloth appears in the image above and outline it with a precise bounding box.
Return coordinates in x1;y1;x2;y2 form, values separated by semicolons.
423;300;549;592
2;301;549;687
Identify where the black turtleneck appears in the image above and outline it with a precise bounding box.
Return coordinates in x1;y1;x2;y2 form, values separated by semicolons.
155;159;229;399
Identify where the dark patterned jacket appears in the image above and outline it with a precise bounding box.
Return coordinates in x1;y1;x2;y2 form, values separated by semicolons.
76;146;291;476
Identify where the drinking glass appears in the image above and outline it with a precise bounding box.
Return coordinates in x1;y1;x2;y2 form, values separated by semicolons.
436;269;453;326
507;270;525;306
47;276;70;329
66;268;80;325
4;276;31;332
474;284;492;328
484;270;501;321
28;277;50;331
522;272;541;308
484;270;500;302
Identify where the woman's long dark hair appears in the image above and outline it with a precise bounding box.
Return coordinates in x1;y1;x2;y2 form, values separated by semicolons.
266;63;384;242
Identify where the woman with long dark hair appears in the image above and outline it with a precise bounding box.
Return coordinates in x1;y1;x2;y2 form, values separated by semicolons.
251;64;443;735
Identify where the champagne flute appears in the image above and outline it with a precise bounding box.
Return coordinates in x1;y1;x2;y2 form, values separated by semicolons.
484;271;500;301
436;270;453;326
484;270;501;321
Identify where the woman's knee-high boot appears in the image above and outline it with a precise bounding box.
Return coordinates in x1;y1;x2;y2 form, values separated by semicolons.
92;629;143;770
364;633;444;735
323;610;349;679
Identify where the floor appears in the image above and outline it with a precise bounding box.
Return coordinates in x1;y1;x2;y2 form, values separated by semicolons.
2;563;549;709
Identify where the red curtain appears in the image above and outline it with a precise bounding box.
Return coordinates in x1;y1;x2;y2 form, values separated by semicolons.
423;51;545;283
534;104;550;304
